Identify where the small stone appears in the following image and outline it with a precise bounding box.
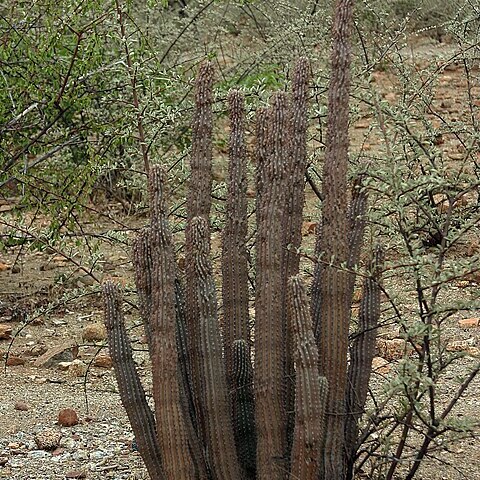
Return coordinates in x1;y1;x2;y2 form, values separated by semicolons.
93;354;113;368
52;255;68;264
23;343;48;357
0;457;7;466
376;338;408;361
39;261;56;271
384;92;396;103
14;401;29;411
52;447;65;456
447;338;476;352
466;347;480;357
458;318;479;328
89;450;106;460
11;265;21;274
61;438;77;450
58;408;79;427
0;324;12;340
68;359;86;377
34;342;78;368
6;355;25;366
35;428;62;450
82;324;106;342
57;362;73;371
28;450;49;459
302;221;317;236
72;449;89;461
52;319;68;327
65;470;86;478
76;275;96;287
372;356;391;374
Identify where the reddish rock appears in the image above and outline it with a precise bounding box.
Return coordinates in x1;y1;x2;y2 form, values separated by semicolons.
447;338;476;352
458;318;479;328
372;356;391;375
466;347;480;357
6;355;25;366
0;324;12;340
93;354;113;368
14;401;29;411
376;338;408;361
21;343;48;358
302;221;317;236
58;408;79;427
65;470;86;479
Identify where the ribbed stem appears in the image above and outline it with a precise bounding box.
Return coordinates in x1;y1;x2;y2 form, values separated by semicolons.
188;216;242;480
174;278;210;479
284;57;311;448
310;1;355;478
147;166;197;480
347;178;368;273
132;231;153;355
255;92;290;480
102;282;164;480
185;61;215;446
288;275;328;480
187;61;214;223
232;339;256;480
345;246;384;478
222;89;250;383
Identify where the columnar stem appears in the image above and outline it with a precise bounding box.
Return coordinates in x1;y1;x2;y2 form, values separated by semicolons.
310;1;355;478
255;93;290;480
188;216;242;480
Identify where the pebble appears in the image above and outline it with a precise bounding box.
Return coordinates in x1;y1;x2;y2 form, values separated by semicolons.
6;355;25;367
72;450;89;461
93;354;113;368
68;359;87;377
28;450;50;459
0;323;12;339
34;342;79;368
61;438;77;450
82;324;107;343
34;428;62;450
90;450;107;460
58;408;79;427
14;401;29;411
65;470;87;478
458;317;480;328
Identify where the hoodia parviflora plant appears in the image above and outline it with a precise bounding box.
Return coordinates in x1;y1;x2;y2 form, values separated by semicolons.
102;2;383;479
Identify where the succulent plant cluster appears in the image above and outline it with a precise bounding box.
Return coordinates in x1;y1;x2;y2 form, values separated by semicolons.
102;3;383;479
